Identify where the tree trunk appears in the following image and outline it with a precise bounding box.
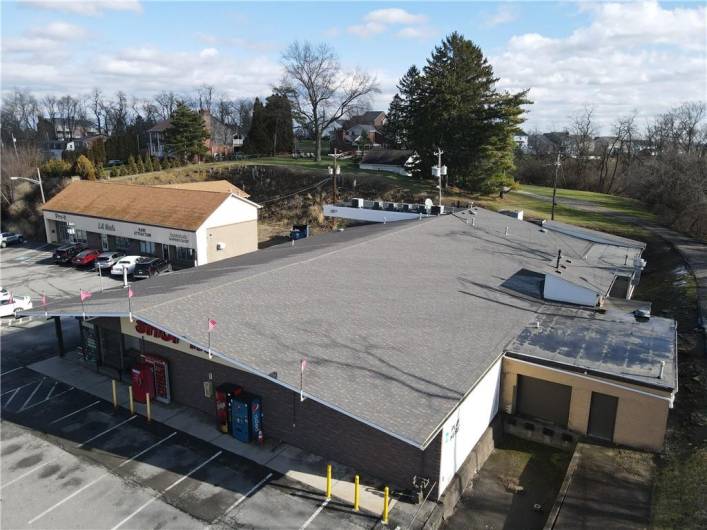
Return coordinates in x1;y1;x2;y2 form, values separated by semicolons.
315;131;322;162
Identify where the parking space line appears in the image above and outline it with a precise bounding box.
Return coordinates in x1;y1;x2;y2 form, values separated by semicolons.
221;472;274;517
1;366;23;376
78;416;136;448
299;498;330;530
49;400;101;424
110;450;223;530
1;380;39;397
27;431;178;525
1;462;51;490
45;382;58;400
19;378;46;411
21;387;75;412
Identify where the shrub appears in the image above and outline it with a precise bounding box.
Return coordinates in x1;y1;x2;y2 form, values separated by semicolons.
41;159;71;178
74;155;96;180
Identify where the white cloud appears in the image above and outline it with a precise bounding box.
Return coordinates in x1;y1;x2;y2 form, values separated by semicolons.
194;32;276;53
347;8;430;39
492;1;706;132
483;5;518;27
22;0;142;16
199;47;219;59
364;8;426;26
28;21;88;40
3;20;88;53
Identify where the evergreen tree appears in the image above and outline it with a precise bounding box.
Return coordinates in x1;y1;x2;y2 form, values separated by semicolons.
244;98;269;154
393;33;530;191
144;154;153;172
75;155;96;180
263;93;294;155
381;94;406;149
127;155;138;174
136;156;145;173
110;166;119;178
163;102;209;162
153;157;162;171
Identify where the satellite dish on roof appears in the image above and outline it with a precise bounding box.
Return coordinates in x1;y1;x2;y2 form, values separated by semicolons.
424;198;433;210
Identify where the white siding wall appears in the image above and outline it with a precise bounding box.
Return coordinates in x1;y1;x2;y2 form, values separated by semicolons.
195;195;259;265
438;358;502;497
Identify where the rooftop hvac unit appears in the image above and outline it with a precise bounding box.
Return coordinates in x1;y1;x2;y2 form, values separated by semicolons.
373;201;384;210
431;205;445;215
402;203;411;212
386;202;398;211
352;198;364;208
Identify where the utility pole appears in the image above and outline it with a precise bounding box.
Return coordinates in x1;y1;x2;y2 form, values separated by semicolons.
328;148;343;204
551;153;561;221
36;167;46;204
432;148;447;207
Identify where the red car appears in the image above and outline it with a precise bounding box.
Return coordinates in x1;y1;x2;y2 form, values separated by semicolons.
71;249;101;267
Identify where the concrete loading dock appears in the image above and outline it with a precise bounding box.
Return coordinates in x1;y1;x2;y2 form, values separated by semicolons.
25;207;677;502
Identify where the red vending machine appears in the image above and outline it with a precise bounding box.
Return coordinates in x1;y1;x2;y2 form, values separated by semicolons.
215;384;242;433
131;361;155;403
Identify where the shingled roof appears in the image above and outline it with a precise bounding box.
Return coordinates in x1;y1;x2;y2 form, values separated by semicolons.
154;180;250;198
42;180;233;231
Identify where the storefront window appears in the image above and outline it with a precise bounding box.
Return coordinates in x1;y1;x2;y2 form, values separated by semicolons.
74;229;88;243
139;241;156;255
176;246;193;261
114;237;130;250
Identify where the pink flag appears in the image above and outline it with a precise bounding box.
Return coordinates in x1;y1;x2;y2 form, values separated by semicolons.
41;292;47;306
300;359;307;372
208;319;217;332
80;289;92;302
128;286;134;299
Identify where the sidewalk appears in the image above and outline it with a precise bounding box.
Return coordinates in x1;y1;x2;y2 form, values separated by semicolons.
29;353;397;516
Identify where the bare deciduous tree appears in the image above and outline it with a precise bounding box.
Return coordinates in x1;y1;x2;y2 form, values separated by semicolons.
155;91;177;120
281;41;379;160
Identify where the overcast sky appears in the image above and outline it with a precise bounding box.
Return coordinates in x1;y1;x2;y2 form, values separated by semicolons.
2;0;705;133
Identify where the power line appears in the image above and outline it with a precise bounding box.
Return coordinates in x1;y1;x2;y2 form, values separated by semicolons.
259;177;331;204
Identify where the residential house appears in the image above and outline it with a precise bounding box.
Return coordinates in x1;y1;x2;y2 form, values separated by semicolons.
359;149;414;176
332;111;387;148
513;130;529;152
148;110;237;159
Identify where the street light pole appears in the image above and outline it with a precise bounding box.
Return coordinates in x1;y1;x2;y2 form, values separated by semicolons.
36;167;46;204
551;153;561;221
433;148;446;207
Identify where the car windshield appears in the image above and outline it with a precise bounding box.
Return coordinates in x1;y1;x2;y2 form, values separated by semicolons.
118;260;131;264
1;233;10;237
97;256;109;261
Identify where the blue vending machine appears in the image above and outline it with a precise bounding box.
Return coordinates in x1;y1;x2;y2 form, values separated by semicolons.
250;395;262;440
230;397;252;443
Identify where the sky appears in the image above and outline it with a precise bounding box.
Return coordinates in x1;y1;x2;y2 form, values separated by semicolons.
1;0;705;133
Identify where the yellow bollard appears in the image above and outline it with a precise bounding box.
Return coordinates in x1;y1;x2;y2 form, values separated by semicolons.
111;380;117;409
326;464;332;499
353;474;360;512
128;386;135;415
382;486;389;524
146;392;151;422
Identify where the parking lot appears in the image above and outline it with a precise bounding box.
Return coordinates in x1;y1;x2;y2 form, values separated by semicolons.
1;364;379;529
0;241;128;304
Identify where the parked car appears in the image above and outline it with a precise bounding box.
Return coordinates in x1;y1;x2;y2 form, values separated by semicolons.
95;251;126;271
110;256;141;276
0;232;24;248
0;288;10;302
134;257;172;279
71;249;101;267
53;242;86;264
0;295;33;318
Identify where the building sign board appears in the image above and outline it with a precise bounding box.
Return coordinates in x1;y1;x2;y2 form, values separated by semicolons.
45;211;197;248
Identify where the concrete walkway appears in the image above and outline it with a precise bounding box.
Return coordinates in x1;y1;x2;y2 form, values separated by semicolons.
28;353;395;516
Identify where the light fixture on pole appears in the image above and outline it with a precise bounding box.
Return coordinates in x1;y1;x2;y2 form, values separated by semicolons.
10;167;46;203
432;148;447;207
328;148;344;203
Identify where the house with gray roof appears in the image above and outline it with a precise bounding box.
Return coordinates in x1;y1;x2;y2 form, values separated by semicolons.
25;208;677;501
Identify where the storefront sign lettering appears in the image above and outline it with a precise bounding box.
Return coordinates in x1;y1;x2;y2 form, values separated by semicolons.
54;213;67;221
169;232;190;244
135;320;180;344
134;226;152;239
98;222;116;232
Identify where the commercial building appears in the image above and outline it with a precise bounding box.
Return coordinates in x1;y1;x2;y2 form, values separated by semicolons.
42;180;260;267
28;207;677;501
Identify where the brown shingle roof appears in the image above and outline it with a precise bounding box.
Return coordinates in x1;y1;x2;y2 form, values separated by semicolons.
154;180;250;198
42;181;230;231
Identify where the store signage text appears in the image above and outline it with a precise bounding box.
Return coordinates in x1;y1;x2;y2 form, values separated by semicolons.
54;213;67;221
134;226;152;238
135;320;180;344
169;232;190;244
98;222;116;232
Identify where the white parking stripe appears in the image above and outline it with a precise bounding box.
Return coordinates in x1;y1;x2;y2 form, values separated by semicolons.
1;366;24;376
28;431;178;525
45;382;58;400
19;378;46;411
78;416;136;447
1;462;51;489
49;400;101;424
110;450;223;530
21;387;75;412
299;498;330;530
1;380;39;397
221;472;273;516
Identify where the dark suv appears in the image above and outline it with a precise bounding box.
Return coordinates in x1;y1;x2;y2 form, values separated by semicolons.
133;257;171;279
53;242;86;264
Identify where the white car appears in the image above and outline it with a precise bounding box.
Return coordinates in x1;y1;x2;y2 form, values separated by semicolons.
0;295;33;318
110;256;141;276
0;288;10;302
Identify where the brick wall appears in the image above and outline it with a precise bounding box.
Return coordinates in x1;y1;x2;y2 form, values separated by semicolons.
101;324;441;492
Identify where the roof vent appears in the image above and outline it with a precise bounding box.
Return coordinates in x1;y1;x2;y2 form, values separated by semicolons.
634;308;651;320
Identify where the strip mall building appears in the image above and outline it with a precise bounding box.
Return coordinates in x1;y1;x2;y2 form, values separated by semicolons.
29;208;677;500
42;180;260;267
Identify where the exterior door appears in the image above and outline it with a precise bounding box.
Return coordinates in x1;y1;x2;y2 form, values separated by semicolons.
101;234;109;251
587;392;618;441
163;245;170;260
517;375;572;427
